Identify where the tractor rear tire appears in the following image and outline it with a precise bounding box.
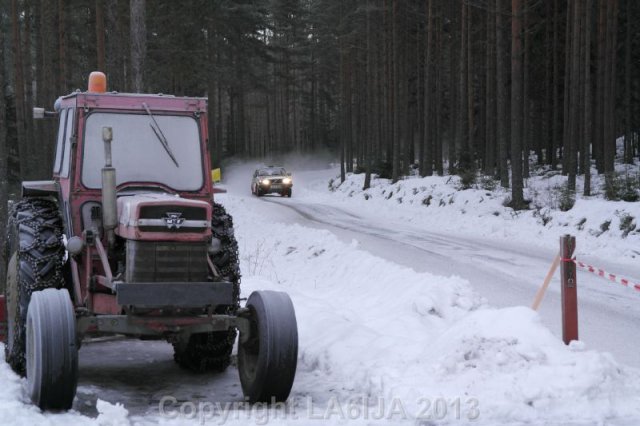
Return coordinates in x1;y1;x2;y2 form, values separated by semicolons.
4;199;66;376
238;290;298;403
26;288;78;410
172;330;237;372
172;202;241;372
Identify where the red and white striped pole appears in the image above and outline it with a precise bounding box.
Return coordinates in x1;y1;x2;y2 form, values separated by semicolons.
560;235;579;344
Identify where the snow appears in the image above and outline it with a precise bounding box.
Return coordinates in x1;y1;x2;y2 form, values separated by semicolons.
319;168;640;265
1;160;639;424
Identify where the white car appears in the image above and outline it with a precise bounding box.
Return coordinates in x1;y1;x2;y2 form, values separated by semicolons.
251;166;293;197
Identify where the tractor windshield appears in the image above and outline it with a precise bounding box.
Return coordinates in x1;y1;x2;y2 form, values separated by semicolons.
82;112;204;191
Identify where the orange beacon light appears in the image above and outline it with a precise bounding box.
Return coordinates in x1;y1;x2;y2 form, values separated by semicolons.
88;71;107;93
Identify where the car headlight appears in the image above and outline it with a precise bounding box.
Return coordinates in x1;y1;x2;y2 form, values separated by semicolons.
283;177;291;184
261;179;270;185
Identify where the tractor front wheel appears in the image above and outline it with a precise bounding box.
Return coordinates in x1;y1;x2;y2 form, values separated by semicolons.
26;288;78;411
238;290;298;403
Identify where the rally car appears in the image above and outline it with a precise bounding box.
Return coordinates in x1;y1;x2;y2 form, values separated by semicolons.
251;166;293;197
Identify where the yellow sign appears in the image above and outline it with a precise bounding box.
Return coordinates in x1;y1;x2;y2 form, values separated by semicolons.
211;168;221;183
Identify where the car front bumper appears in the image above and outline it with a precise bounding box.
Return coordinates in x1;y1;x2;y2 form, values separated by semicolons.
259;183;292;193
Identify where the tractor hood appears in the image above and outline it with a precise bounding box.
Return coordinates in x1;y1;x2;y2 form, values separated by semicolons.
115;193;212;241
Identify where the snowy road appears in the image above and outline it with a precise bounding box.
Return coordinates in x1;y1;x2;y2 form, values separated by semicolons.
258;196;640;368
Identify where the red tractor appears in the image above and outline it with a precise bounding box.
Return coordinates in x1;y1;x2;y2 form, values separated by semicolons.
0;72;298;410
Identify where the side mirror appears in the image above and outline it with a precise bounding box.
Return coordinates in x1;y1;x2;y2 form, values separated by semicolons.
33;107;45;119
33;107;58;119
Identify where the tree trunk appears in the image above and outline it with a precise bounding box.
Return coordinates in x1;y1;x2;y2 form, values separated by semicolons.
0;11;8;286
58;0;66;93
484;2;496;176
216;76;223;165
543;0;552;164
603;0;617;177
364;0;373;190
511;0;525;208
496;0;509;188
562;0;572;173
448;0;458;174
391;0;400;182
339;23;346;183
96;0;106;71
551;0;560;167
11;0;27;180
567;0;581;191
466;5;474;158
522;0;530;178
455;2;467;168
130;0;146;92
594;0;607;172
434;8;444;176
583;0;592;196
422;0;433;176
623;1;632;164
207;6;218;168
23;0;37;177
40;0;57;167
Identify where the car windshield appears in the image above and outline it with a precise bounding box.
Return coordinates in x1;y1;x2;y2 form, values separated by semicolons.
82;112;204;191
258;168;286;176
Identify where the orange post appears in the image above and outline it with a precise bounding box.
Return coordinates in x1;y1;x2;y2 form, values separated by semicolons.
560;234;578;344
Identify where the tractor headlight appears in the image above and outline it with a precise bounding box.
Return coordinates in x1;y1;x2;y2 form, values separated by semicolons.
261;179;270;185
283;177;291;184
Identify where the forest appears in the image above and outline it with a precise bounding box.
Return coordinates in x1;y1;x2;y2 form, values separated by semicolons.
0;0;639;216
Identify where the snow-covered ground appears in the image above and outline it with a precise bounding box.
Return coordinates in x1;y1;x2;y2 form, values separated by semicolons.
316;162;640;265
1;160;639;425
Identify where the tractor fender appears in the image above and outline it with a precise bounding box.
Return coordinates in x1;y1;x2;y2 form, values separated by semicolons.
21;180;59;198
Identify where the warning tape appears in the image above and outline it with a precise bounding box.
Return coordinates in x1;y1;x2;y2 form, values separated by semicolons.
562;257;640;293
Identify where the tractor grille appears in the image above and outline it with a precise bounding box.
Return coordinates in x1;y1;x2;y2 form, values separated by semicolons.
125;240;208;282
138;205;208;233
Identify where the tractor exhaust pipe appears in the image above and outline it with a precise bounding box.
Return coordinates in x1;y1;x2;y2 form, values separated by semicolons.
101;127;117;248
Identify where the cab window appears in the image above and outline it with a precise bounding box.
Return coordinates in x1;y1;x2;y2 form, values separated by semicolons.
53;109;68;174
61;108;75;177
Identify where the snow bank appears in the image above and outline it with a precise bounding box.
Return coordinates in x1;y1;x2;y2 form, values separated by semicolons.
224;194;640;424
319;170;640;264
427;307;640;423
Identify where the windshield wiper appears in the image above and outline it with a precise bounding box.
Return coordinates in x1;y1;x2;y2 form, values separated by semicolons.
142;102;180;167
